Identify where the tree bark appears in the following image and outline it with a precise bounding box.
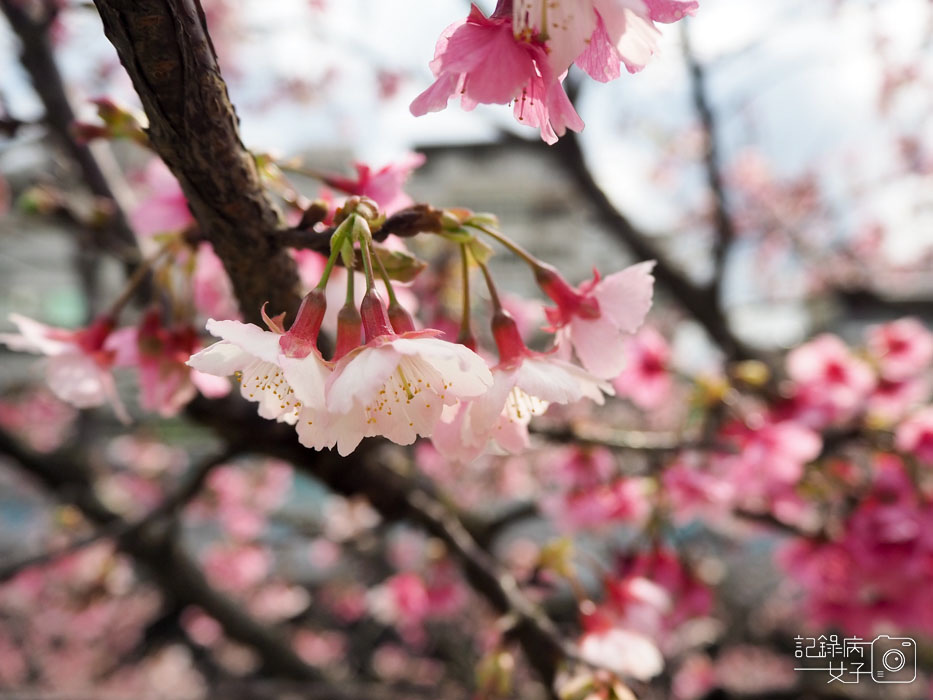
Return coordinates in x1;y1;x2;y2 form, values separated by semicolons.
91;0;301;322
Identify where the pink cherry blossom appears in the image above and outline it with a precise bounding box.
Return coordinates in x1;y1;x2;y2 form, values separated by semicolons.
130;159;193;237
410;5;583;145
300;329;492;456
549;477;653;531
538;261;655;379
433;310;612;462
718;417;821;509
786;334;876;427
896;407;933;464
0;314;129;422
321;153;426;215
662;454;734;524
187;306;331;422
866;317;933;381
578;605;664;680
613;325;672;409
193;242;241;321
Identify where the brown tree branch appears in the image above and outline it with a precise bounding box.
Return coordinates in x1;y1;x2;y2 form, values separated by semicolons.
90;0;301;323
0;0;139;259
683;23;737;304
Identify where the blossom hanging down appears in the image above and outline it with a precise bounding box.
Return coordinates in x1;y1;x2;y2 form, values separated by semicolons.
537;261;655;379
410;4;583;145
297;289;493;456
432;309;613;462
411;0;697;142
186;291;332;422
0;314;129;422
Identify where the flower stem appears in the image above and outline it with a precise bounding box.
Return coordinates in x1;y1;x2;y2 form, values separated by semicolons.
477;258;503;313
458;243;474;345
315;224;349;290
372;244;400;306
469;223;542;269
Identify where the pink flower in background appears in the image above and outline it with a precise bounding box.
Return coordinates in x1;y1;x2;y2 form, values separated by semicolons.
0;314;129;422
867;376;929;423
202;545;272;593
896;407;933;464
410;5;582;144
550;477;653;531
578;604;665;680
539;262;655;378
644;0;699;23
662;456;734;524
130;159;193;237
548;446;616;490
780;457;933;634
718;418;821;508
786;334;876;426
613;325;672;409
194;242;241;321
321;153;426;215
866;318;933;381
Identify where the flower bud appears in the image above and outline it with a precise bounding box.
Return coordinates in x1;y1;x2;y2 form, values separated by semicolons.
360;289;394;343
280;289;327;358
334;302;363;361
387;299;416;334
491;309;527;366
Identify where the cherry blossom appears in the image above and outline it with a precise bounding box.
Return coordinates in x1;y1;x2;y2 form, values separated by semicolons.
866;317;933;381
433;310;612;462
785;334;876;427
320;153;426;215
537;261;655;378
613;325;672;409
410;5;583;145
298;293;492;456
896;406;933;464
187;291;331;421
0;313;129;422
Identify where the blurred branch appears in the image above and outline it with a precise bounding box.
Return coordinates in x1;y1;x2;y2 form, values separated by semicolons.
683;22;737;305
0;0;139;260
90;0;301;323
186;396;577;693
551;131;760;363
0;427;322;680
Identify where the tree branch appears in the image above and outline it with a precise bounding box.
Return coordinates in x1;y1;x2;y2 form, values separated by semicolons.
551;131;759;363
90;0;301;323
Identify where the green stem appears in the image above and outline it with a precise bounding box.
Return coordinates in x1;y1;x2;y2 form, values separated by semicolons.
477;259;503;312
372;244;399;305
357;222;377;293
345;257;355;305
315;225;348;290
469;223;541;269
459;243;472;340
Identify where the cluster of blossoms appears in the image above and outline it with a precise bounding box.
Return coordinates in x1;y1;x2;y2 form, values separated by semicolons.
411;0;699;143
186;199;655;458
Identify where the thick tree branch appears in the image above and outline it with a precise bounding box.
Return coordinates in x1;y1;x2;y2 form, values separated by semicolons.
90;0;301;323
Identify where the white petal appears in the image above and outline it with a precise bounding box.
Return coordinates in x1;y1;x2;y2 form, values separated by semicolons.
570;316;628;379
186;341;252;376
205;319;280;363
327;346;400;414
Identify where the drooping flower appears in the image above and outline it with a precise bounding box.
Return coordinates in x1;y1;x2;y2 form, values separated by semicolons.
537;261;655;379
410;5;583;145
113;309;229;417
297;290;493;456
0;314;129;422
186;291;331;421
433;309;613;461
